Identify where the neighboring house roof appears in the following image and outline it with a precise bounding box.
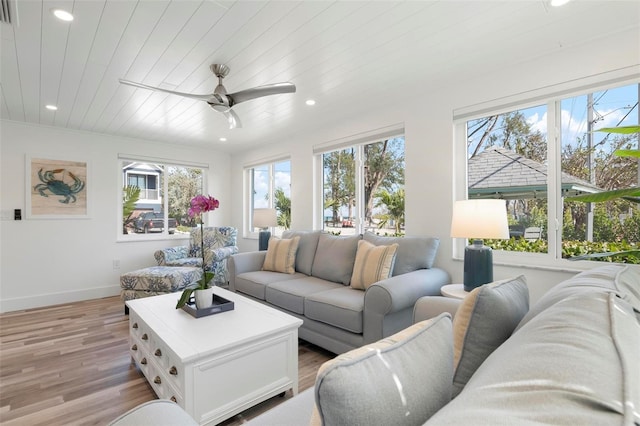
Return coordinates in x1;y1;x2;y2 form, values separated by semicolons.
468;147;601;199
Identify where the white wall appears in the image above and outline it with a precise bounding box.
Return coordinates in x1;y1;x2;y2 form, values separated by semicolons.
0;121;231;312
229;28;640;306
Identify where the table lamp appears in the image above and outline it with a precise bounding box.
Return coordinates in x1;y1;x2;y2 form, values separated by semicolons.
253;208;277;251
450;199;509;291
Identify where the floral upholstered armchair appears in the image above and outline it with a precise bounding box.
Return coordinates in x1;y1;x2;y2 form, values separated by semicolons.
154;226;238;286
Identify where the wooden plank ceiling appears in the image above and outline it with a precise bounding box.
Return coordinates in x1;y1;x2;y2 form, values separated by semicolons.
1;0;638;153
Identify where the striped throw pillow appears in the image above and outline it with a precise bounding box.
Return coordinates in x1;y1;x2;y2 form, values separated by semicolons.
350;240;398;289
262;236;300;274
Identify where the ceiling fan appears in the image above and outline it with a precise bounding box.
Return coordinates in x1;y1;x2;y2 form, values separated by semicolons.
119;64;296;129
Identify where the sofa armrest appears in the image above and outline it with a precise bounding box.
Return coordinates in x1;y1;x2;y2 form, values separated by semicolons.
363;267;450;342
413;296;462;323
228;251;267;291
154;245;189;265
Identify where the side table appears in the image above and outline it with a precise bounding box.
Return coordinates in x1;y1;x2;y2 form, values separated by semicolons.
440;284;468;300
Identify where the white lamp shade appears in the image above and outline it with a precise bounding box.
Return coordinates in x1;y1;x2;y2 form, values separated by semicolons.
451;199;509;239
253;208;277;228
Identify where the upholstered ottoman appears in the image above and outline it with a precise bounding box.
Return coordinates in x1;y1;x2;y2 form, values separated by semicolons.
120;266;202;314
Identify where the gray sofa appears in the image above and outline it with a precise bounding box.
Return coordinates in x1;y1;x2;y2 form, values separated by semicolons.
228;231;450;354
246;264;640;425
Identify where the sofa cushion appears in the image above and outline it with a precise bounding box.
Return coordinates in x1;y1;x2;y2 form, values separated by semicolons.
428;291;639;426
265;276;343;314
304;286;365;333
452;275;528;396
282;230;321;275
363;232;439;276
313;313;453;426
312;233;361;285
350;240;398;290
234;271;305;300
517;265;640;331
262;236;300;274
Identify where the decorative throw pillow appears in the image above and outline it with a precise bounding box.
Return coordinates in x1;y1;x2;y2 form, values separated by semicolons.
262;236;300;274
452;275;529;396
350;240;399;290
312;313;454;426
363;232;440;276
282;230;321;276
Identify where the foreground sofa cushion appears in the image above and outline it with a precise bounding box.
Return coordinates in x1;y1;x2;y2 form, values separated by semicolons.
313;313;453;426
262;236;300;274
350;240;399;290
452;275;528;395
312;233;361;284
363;232;439;275
428;289;639;426
517;265;640;330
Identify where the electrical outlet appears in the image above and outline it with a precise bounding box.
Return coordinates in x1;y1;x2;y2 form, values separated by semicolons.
113;259;120;269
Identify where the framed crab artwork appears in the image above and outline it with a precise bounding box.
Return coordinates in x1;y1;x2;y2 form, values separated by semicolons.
26;156;90;219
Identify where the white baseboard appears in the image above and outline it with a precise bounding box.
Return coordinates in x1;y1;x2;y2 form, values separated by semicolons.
0;285;121;313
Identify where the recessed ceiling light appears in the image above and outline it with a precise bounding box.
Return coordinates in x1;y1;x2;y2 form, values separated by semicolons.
45;105;58;111
550;0;571;6
219;137;227;142
305;99;316;106
52;9;74;22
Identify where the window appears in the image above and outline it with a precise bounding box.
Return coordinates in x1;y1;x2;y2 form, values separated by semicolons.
120;157;205;238
320;136;405;236
246;159;291;238
466;105;549;253
458;81;639;264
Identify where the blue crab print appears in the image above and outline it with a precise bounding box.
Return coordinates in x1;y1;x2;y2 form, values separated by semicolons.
33;168;85;204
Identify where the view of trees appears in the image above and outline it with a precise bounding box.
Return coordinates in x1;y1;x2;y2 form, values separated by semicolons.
167;166;203;227
323;137;405;233
467;83;639;262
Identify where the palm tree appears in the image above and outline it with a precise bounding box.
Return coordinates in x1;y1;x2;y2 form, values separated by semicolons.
122;185;141;234
274;187;291;229
375;188;405;234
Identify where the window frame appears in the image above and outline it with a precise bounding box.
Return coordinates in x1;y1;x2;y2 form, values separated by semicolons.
314;130;405;235
453;71;639;271
117;155;207;242
243;158;291;239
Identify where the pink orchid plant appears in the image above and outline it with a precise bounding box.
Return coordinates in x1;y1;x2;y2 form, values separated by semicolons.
176;195;220;309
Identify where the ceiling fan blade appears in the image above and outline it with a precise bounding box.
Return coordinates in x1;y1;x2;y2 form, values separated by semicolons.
228;82;296;105
223;109;242;129
119;79;212;101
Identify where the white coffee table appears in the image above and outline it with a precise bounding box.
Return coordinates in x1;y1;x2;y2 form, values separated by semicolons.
126;287;303;425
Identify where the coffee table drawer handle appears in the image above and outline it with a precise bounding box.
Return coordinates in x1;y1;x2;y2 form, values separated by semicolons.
142;334;148;340
154;349;162;357
169;366;178;376
141;357;147;365
154;376;161;384
131;344;137;351
170;396;177;403
132;323;138;329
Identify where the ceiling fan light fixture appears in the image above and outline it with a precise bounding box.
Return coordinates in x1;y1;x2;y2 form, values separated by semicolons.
118;64;295;129
52;9;74;21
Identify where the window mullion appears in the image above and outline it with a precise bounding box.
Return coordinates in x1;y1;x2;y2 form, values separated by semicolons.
547;100;562;260
355;146;365;234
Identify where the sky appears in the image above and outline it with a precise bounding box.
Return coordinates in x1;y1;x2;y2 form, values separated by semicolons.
252;160;291;209
525;83;638;150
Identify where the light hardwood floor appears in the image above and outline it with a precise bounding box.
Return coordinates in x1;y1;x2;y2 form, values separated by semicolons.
0;296;334;425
